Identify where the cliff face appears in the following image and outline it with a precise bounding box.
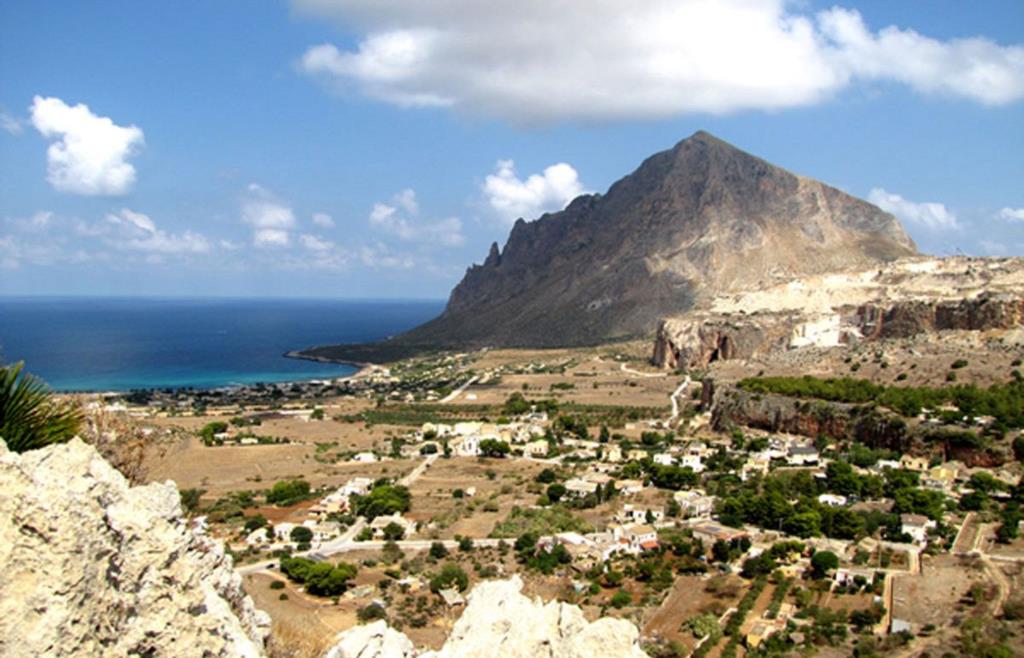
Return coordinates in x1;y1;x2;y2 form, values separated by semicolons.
391;131;916;349
325;576;648;658
652;257;1024;370
0;438;270;657
704;380;1011;467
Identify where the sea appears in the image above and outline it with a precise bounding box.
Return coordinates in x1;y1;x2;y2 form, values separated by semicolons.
0;297;444;392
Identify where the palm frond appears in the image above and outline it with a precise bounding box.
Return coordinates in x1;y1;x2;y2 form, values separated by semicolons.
0;361;82;453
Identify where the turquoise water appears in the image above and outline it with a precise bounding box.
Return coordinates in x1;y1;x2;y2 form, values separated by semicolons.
0;297;444;392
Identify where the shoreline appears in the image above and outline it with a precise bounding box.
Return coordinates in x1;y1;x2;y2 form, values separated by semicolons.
55;361;371;397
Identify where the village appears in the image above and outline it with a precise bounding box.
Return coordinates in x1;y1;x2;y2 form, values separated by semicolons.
106;344;1024;657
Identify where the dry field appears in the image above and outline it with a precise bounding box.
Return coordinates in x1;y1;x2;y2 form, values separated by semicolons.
406;456;548;539
641;574;745;649
144;434;417;498
451;356;680;409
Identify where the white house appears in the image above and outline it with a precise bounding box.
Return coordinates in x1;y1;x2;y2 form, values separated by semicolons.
342;477;374;497
900;514;936;544
817;493;848;507
624;524;659;552
351;452;378;463
564;478;599;497
653;452;676;467
457;435;481;457
615;479;645;496
674;490;715;517
618;504;664;525
369;514;417;538
524;439;549;458
680;454;705;473
604;445;623;463
786;446;820;466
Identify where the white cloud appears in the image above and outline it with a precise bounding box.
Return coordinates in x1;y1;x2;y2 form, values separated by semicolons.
368;188;465;246
242;184;296;247
819;8;1024;106
359;242;416;269
312;212;335;228
300;233;334;251
29;96;144;195
296;1;1024;121
483;160;585;222
253;228;291;248
868;188;959;231
998;207;1024;222
105;208;211;253
1;112;24;135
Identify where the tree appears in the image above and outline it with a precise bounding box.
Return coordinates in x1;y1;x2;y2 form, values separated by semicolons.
244;514;267;532
351;484;411;520
515;532;538;555
357;603;387;622
810;550;839;578
382;540;404;564
546;483;567;502
712;539;732;563
503;392;531;415
430;564;468;592
1013;436;1024;462
458;536;474;552
610;590;632;608
479;439;511;458
429;541;449;559
290;525;314;545
536;468;557;484
382;522;405;541
0;362;82;453
266;479;311;506
179;488;206;514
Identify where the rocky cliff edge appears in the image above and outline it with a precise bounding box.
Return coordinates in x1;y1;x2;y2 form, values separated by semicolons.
324;576;649;658
0;437;270;657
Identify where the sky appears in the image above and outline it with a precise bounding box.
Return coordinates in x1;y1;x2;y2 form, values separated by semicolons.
1;0;1022;299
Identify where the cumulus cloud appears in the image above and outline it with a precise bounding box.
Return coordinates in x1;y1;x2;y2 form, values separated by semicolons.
312;212;335;228
368;188;464;246
998;207;1024;222
105;208;211;253
29;96;144;195
242;184;297;247
868;188;959;231
483;160;586;223
295;1;1024;121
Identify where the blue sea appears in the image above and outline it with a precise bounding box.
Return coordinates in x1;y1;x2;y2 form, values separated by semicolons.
0;297;444;392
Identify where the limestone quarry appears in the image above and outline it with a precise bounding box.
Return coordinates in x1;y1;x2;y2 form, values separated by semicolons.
654;256;1024;370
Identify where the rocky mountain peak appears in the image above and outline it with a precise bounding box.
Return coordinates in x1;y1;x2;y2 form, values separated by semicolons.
309;132;918;358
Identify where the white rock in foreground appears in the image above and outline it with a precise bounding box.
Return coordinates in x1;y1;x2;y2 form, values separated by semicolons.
0;438;270;657
325;576;648;658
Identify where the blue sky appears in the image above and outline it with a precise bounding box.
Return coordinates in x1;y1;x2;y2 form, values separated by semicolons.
1;0;1022;298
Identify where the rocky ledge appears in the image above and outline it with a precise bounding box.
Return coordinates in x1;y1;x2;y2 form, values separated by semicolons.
324;576;648;658
0;438;270;657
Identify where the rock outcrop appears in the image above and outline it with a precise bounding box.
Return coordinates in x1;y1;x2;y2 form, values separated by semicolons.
324;576;648;658
0;438;270;657
653;258;1024;369
703;380;1011;466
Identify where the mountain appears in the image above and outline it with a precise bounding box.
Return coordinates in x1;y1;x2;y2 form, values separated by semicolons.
302;131;917;360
